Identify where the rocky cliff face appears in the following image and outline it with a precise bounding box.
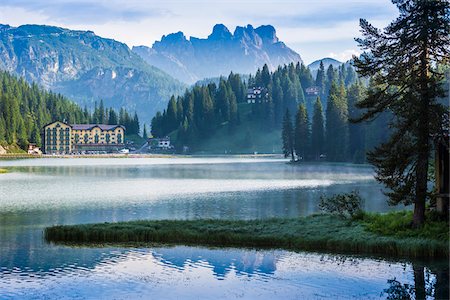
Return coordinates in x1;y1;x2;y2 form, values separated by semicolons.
0;24;185;122
133;24;302;84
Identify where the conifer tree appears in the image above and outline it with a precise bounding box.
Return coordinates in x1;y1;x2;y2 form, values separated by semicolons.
326;81;349;161
347;81;366;163
166;96;178;132
108;109;118;125
316;61;326;97
311;97;325;160
261;64;271;87
282;109;294;161
353;0;450;226
294;103;309;160
273;78;284;125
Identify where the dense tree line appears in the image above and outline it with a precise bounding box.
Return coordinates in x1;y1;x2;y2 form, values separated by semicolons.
151;61;366;152
0;71;139;149
281;78;384;163
151;73;245;149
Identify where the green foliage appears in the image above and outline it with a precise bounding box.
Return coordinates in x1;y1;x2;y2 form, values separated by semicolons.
319;191;364;218
45;213;448;259
0;71;138;150
315;61;326;97
151;60;374;158
311;97;325;159
281;109;294;160
294;103;309;159
363;211;449;242
326;81;349;161
0;24;186;123
347;81;366;163
353;0;450;226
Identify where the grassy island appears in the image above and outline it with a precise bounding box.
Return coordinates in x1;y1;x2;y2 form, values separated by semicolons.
0;168;8;173
45;211;448;259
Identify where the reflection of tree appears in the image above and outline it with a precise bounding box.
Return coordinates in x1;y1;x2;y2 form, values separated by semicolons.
152;247;278;278
383;263;449;300
383;278;414;299
431;264;449;300
413;264;426;300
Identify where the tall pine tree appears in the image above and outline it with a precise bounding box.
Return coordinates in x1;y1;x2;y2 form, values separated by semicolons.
353;0;450;226
326;81;349;162
294;103;309;160
282;109;294;161
311;97;325;160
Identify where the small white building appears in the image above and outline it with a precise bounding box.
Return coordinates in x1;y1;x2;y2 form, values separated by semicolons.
148;137;173;150
27;144;42;155
306;86;320;96
247;87;269;104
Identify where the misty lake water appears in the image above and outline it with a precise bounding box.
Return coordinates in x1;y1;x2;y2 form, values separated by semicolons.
0;157;447;299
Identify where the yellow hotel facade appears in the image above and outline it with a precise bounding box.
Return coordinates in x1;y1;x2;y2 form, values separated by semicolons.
43;121;125;154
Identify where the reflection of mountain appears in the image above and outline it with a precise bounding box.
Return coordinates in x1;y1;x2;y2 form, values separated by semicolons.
152;246;278;278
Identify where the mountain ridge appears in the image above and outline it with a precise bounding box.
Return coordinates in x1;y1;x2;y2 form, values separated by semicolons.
0;23;185;122
133;24;302;84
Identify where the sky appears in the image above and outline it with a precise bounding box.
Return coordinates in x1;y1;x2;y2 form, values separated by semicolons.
0;0;399;64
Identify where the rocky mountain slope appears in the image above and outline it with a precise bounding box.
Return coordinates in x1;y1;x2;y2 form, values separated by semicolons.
133;24;302;84
0;24;185;122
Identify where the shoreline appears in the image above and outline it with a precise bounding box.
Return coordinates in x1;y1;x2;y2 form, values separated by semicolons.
0;153;284;160
45;212;449;260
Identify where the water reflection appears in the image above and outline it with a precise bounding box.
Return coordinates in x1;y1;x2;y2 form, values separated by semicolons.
1;158;441;299
153;247;278;278
1;244;447;299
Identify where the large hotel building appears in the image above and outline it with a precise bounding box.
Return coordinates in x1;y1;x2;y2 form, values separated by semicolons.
43;121;125;154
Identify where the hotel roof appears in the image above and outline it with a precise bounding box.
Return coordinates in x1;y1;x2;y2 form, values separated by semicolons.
71;124;124;130
44;121;125;131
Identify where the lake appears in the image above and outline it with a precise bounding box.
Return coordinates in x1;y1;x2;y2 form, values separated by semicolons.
0;157;447;299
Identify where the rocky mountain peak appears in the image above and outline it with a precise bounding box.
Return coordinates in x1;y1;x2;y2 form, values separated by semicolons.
133;24;302;84
255;25;278;43
208;24;232;41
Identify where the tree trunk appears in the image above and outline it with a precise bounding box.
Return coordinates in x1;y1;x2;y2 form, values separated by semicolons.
413;18;430;228
413;264;426;300
413;98;429;227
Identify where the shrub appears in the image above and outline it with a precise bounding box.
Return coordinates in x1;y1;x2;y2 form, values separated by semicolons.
318;191;364;218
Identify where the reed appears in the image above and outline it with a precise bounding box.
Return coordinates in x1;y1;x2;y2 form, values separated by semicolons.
44;212;449;259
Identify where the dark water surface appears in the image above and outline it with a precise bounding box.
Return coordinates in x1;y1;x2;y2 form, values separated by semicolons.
0;157;447;299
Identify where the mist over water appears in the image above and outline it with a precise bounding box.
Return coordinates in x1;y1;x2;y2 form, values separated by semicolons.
0;157;444;299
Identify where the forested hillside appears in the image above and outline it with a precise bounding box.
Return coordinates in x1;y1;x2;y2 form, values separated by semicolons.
0;24;185;122
151;62;389;161
0;71;139;150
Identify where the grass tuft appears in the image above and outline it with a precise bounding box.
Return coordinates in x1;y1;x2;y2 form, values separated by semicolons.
44;212;449;259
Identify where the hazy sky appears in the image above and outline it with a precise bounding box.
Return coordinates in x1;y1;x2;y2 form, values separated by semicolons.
0;0;399;64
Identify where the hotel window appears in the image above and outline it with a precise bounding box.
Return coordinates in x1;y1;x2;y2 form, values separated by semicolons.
105;134;111;143
117;134;122;144
94;134;99;143
84;134;89;143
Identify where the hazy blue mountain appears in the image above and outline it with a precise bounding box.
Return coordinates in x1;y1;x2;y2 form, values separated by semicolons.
0;24;185;122
133;24;302;84
307;58;344;77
